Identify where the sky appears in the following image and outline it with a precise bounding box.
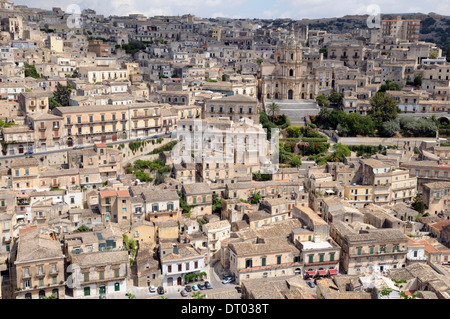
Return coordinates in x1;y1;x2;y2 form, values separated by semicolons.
14;0;450;19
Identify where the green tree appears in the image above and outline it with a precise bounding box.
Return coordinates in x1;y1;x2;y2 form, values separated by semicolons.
382;119;400;137
315;94;330;107
379;81;401;92
125;292;136;299
24;62;41;79
290;155;302;167
267;102;279;121
250;191;261;204
73;224;91;233
413;73;423;87
328;91;342;105
212;193;222;214
411;194;425;214
192;291;206;299
52;83;71;107
368;92;399;130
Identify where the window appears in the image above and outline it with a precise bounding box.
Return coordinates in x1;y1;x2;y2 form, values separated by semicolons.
319;254;324;262
84;273;89;282
114;269;119;278
52;276;57;284
330;253;335;262
357;247;362;255
308;255;313;263
261;257;266;266
276;255;281;265
99;271;104;280
168;265;172;273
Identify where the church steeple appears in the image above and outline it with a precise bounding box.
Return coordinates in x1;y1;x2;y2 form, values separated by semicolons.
287;24;297;47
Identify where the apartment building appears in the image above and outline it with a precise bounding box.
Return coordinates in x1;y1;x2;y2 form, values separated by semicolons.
204;94;260;124
400;160;450;192
11;157;40;191
422;182;450;215
12;228;66;299
70;250;129;298
330;221;409;275
228;237;301;284
159;242;207;287
181;183;212;218
381;16;421;42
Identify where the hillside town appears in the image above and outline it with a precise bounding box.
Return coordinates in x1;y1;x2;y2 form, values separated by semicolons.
0;0;449;300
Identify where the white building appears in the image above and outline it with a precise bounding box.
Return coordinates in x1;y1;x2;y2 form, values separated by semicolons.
159;242;207;287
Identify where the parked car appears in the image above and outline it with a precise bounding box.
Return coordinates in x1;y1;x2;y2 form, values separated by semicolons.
198;283;205;290
149;286;156;293
185;285;192;292
192;284;199;291
151;135;158;139
307;281;316;288
157;286;165;294
99;294;107;299
235;286;242;293
165;131;171;135
180;289;188;297
204;281;212;289
73;145;82;149
222;276;234;284
24;151;33;155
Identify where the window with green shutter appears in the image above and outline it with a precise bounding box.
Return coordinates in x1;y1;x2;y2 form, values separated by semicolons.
308;255;313;263
319;254;324;262
357;248;362;255
84;287;90;296
261;257;266;266
114;282;120;291
330;253;335;262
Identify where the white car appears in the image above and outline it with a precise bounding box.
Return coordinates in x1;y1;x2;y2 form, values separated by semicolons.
149;286;156;293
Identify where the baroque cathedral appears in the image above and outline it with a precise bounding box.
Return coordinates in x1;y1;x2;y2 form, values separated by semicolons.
260;27;320;103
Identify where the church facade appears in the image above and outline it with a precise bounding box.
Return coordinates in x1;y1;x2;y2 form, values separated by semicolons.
260;33;321;103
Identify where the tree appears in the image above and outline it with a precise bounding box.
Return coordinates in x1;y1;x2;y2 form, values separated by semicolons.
125;292;136;299
24;63;41;79
267;102;279;121
250;191;261;204
368;92;398;130
328;91;342;105
290;155;302;167
73;224;91;233
378;81;401;92
315;94;330;107
256;58;263;64
52;83;71;107
413;73;423;87
40;294;57;299
319;47;327;58
212;193;222;214
381;119;400;137
411;194;425;214
192;291;206;299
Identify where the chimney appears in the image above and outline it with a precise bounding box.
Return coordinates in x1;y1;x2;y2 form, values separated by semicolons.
314;234;320;243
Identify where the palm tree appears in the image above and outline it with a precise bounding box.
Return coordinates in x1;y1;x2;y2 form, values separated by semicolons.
267;102;279;122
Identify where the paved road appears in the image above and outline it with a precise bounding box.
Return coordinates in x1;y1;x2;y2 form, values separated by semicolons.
0;133;170;160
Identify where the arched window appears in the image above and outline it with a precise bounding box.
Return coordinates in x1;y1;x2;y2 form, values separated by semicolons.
289;69;294;77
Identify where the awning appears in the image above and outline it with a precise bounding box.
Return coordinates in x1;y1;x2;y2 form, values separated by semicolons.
328;269;337;275
325;190;335;194
305;271;316;276
318;270;327;276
